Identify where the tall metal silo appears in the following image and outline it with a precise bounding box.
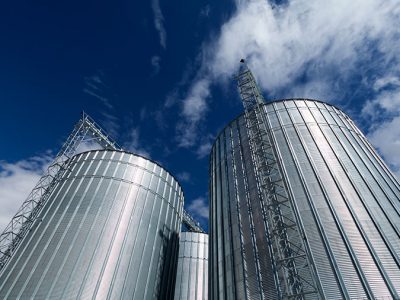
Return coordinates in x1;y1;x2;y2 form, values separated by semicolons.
174;232;208;300
209;98;400;299
0;150;183;299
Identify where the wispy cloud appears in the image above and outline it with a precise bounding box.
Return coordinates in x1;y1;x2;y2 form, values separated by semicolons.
196;134;214;159
99;112;120;140
0;153;53;232
200;5;211;18
123;127;151;158
151;0;167;49
187;196;209;220
176;78;211;148
177;171;191;183
84;72;154;158
151;55;161;74
368;116;400;178
362;76;400;176
84;71;120;139
196;141;212;159
177;0;400;167
84;72;113;110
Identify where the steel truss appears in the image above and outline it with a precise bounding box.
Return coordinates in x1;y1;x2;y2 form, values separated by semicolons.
0;112;122;271
236;60;322;299
183;209;205;233
0;112;204;272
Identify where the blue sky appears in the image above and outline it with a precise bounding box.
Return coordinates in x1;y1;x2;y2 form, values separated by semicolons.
0;0;400;232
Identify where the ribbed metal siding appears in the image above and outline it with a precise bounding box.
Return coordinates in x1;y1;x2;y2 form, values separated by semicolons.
174;232;208;300
0;150;183;299
209;99;400;299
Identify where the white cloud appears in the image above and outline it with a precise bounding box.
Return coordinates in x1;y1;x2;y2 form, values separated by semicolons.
0;136;123;236
196;135;214;159
362;76;400;174
0;154;53;233
187;197;209;220
196;142;212;159
177;171;191;183
362;87;400;122
75;140;104;154
208;0;399;96
373;76;400;91
123;128;150;158
178;0;400;168
151;0;167;49
365;76;400;114
368;116;400;178
182;79;210;123
177;79;211;148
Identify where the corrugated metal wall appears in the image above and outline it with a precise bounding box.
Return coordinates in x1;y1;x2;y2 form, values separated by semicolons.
209;99;400;299
174;232;208;300
0;150;183;299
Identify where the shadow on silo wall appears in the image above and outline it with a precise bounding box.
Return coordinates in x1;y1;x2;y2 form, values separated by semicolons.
155;226;179;300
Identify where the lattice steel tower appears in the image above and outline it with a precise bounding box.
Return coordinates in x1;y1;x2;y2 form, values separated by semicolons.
235;60;322;299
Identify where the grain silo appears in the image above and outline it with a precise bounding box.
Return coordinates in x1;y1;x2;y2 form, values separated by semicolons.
0;150;183;299
208;62;400;299
174;232;208;300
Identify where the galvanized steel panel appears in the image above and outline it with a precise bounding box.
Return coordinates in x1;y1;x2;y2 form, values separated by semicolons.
0;150;183;299
209;99;400;299
174;232;208;300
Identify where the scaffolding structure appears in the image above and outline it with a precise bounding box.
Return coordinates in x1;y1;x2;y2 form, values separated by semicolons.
182;209;205;233
0;112;122;271
0;112;203;272
236;60;322;299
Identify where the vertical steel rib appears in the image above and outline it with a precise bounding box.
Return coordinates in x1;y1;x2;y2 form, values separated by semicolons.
311;115;399;298
276;102;350;299
223;129;238;299
230;124;250;298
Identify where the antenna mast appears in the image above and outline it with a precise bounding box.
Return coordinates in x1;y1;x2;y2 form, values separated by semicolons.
236;59;322;299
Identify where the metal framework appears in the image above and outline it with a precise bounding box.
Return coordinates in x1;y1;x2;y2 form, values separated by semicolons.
0;112;204;272
182;210;205;233
236;60;322;299
0;112;122;271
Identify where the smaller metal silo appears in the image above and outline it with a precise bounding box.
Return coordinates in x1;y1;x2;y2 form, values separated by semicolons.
174;232;208;300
